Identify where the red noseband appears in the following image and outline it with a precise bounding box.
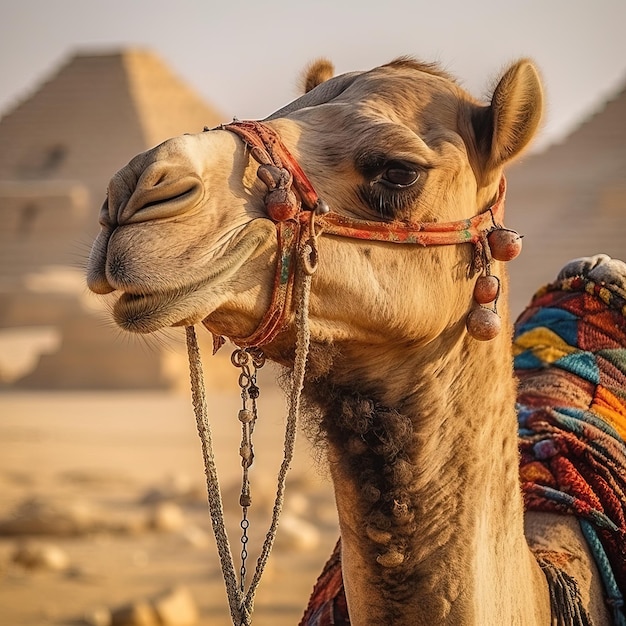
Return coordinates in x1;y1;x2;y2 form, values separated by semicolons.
205;120;515;348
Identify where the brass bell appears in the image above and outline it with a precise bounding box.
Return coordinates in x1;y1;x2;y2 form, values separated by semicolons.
473;275;500;304
487;229;523;262
466;306;502;341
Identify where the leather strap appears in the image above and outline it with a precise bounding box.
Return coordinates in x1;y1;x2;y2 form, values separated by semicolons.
208;120;507;348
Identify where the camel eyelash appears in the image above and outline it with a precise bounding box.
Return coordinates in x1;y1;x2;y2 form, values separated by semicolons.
358;174;425;220
354;152;426;217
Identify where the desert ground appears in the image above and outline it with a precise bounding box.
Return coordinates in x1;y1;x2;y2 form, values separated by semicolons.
0;368;339;625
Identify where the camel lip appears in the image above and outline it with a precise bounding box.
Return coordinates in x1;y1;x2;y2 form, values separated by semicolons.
112;266;241;333
112;266;233;333
113;286;201;333
111;219;276;333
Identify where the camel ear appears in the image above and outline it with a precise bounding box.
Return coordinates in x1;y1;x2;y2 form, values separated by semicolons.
299;58;335;94
473;60;544;167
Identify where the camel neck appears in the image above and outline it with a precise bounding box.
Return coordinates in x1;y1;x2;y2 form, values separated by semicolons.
306;328;550;625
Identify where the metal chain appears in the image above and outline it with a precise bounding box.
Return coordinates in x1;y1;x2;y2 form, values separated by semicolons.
231;347;265;595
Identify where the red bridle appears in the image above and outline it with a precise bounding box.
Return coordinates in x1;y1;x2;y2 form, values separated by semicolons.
205;120;508;348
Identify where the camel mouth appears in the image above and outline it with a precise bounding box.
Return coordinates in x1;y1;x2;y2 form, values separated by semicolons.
111;219;275;333
113;286;202;333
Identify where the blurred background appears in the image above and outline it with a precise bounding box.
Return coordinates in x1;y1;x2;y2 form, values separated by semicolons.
0;1;624;624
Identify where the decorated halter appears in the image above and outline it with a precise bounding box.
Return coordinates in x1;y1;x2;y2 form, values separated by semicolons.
206;120;522;347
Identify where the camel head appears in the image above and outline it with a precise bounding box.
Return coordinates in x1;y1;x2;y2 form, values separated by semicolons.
87;58;543;376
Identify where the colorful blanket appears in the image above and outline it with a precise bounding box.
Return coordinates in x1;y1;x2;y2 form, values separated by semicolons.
301;259;626;625
299;540;349;626
516;265;626;624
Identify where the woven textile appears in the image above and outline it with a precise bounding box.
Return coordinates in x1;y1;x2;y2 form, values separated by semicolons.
515;273;626;622
299;540;349;626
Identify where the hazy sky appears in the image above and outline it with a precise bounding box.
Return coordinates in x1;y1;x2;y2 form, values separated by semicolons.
1;0;625;149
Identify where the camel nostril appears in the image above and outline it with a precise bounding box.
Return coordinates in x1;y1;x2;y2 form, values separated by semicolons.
117;171;204;225
135;182;201;214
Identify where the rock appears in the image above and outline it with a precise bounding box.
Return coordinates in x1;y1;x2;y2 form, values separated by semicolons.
108;512;148;536
141;473;204;505
152;586;199;625
108;587;198;626
0;495;180;538
11;540;69;571
0;496;98;536
0;326;60;384
148;502;185;533
84;606;112;626
110;601;158;626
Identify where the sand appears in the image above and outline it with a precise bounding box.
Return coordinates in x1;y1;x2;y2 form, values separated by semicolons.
0;384;339;625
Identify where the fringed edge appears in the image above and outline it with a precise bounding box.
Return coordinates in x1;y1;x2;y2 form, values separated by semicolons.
538;557;595;626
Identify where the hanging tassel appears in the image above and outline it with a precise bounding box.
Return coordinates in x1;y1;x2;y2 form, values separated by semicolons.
537;558;595;626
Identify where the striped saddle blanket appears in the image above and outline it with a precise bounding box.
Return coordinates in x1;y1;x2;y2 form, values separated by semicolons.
516;260;626;624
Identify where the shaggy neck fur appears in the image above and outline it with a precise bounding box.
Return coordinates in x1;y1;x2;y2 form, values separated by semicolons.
305;318;551;625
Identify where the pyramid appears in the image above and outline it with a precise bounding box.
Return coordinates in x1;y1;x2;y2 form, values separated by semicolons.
506;79;626;317
0;48;223;236
0;49;226;388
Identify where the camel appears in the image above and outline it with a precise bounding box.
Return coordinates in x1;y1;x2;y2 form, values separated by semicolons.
86;57;626;625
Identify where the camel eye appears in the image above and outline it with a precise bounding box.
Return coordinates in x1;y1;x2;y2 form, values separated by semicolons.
380;164;420;188
357;156;424;218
